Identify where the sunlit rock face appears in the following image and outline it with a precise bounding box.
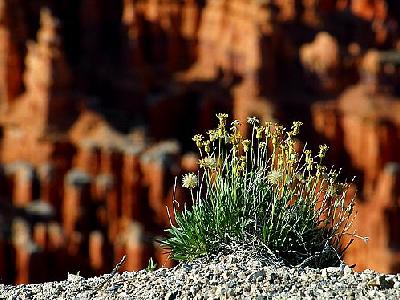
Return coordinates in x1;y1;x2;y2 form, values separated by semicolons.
0;0;399;283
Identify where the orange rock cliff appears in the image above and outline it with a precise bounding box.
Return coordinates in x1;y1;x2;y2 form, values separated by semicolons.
0;0;400;283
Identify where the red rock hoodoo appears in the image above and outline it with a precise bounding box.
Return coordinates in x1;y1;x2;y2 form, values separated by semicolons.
0;0;399;283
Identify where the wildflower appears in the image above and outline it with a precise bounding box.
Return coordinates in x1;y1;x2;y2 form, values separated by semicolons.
247;116;259;125
182;173;198;189
264;121;273;137
264;121;273;128
318;144;329;159
229;132;241;146
203;140;211;153
271;125;284;147
236;157;246;173
285;138;295;148
199;156;216;169
290;121;303;136
288;153;297;164
266;170;281;185
164;115;360;268
216;126;225;138
242;139;251;152
207;129;218;142
304;149;313;170
273;124;284;137
230;120;241;132
192;134;203;149
216;113;228;126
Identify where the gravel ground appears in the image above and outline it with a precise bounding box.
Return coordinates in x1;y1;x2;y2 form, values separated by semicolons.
1;249;400;300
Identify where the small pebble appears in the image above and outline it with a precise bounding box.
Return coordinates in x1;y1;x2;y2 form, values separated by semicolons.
1;249;399;299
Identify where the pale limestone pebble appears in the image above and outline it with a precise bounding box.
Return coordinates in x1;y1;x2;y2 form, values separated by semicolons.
1;250;400;299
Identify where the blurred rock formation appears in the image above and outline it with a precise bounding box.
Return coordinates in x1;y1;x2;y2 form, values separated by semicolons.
0;0;399;283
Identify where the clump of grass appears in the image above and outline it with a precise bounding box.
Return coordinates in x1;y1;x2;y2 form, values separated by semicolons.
162;114;364;268
145;257;157;272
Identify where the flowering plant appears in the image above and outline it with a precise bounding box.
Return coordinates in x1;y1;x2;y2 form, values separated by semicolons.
163;114;363;267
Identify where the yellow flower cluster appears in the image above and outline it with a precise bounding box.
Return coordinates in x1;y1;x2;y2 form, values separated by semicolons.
190;114;304;182
167;113;361;267
184;114;347;210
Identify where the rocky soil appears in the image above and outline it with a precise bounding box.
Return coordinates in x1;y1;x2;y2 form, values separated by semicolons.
1;249;400;300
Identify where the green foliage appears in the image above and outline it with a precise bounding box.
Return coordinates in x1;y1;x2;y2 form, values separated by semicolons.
145;257;157;272
162;114;363;268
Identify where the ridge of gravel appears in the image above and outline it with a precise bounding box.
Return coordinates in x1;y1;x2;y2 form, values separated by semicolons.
1;249;400;300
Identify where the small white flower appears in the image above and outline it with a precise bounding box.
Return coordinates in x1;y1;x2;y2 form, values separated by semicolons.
182;173;198;189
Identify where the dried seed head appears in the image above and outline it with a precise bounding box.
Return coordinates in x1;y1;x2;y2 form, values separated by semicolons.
267;170;281;185
182;173;198;189
199;156;216;169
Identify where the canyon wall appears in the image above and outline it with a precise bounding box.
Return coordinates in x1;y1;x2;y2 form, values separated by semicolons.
0;0;399;283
